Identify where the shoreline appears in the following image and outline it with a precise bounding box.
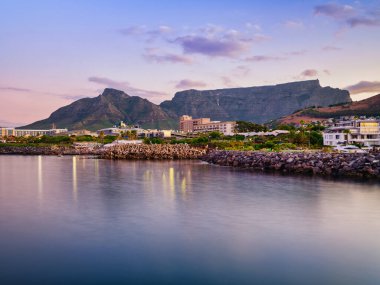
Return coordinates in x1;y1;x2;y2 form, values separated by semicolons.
201;150;380;180
0;144;206;160
2;145;380;180
0;145;101;156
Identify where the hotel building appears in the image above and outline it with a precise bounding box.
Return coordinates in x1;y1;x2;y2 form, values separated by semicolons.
0;128;68;137
179;115;236;136
322;119;380;147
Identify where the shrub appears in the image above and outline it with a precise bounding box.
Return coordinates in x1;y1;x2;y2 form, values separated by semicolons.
209;131;222;139
75;135;95;142
144;137;164;144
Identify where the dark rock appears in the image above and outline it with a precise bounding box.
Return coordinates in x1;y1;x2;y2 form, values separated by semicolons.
201;150;380;180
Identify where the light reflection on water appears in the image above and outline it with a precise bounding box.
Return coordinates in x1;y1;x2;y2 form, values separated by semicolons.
0;155;380;285
37;155;43;200
72;156;77;202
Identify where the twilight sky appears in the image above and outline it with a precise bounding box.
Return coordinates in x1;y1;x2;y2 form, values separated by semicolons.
1;0;380;126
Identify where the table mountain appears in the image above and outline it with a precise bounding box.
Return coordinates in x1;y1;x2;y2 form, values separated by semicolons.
20;80;351;131
160;80;351;123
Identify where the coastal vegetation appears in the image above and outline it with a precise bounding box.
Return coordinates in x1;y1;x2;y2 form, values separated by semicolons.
0;134;117;147
1;122;325;152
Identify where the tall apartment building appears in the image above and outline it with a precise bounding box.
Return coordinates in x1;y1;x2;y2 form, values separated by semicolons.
179;115;236;136
323;119;380;147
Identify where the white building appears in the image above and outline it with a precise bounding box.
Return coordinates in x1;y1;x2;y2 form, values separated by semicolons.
323;119;380;147
0;128;68;137
97;126;172;138
238;130;290;137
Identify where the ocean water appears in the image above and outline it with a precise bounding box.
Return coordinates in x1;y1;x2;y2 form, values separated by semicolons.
0;155;379;285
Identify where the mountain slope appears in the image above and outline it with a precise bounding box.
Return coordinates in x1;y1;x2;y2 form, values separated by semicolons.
160;80;351;124
21;80;352;131
21;88;177;131
278;94;380;124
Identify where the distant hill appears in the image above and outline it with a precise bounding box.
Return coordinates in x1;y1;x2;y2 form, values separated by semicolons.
21;88;178;131
20;80;352;131
160;80;351;123
278;94;380;124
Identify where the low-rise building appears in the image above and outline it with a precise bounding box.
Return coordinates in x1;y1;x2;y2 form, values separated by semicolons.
323;119;380;147
0;128;14;137
97;124;173;139
238;130;290;137
143;129;172;138
0;127;67;137
66;129;98;137
97;128;123;136
179;115;236;136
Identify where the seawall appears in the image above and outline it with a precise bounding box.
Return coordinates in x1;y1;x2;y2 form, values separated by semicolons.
201;150;380;179
0;144;206;159
100;144;206;159
0;145;98;155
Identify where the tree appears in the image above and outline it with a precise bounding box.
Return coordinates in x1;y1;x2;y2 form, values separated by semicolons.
277;124;296;131
309;131;323;147
209;131;222;139
130;130;137;140
98;131;105;144
236;121;268;132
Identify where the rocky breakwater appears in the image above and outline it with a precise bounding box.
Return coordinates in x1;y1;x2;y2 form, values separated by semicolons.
100;144;206;160
0;145;101;155
202;151;380;179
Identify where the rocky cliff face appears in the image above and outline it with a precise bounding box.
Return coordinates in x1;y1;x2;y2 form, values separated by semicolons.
21;88;178;131
21;80;352;131
160;80;351;123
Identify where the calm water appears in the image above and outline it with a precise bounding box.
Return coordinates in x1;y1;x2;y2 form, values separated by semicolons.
0;156;380;285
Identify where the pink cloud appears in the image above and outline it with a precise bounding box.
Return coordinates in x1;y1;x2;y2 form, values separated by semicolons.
246;55;285;62
314;3;380;29
314;4;355;19
175;79;207;90
175;35;250;58
322;45;342;51
143;48;193;64
345;81;380;94
300;69;318;77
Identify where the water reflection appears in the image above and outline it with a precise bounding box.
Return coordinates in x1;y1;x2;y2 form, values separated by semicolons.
72;156;77;202
1;156;379;285
168;167;176;199
143;169;153;193
37;155;43;201
181;177;187;195
94;159;99;179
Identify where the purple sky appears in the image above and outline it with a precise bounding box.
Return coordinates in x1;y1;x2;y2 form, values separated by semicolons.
1;0;380;126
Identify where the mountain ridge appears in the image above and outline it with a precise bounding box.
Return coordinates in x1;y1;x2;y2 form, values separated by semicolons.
20;80;352;131
160;79;351;123
21;88;178;131
278;94;380;124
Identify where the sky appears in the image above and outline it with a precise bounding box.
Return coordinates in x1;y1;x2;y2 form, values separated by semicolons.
1;0;380;126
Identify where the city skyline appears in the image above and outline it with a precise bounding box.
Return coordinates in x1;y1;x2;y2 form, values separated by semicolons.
1;0;380;126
